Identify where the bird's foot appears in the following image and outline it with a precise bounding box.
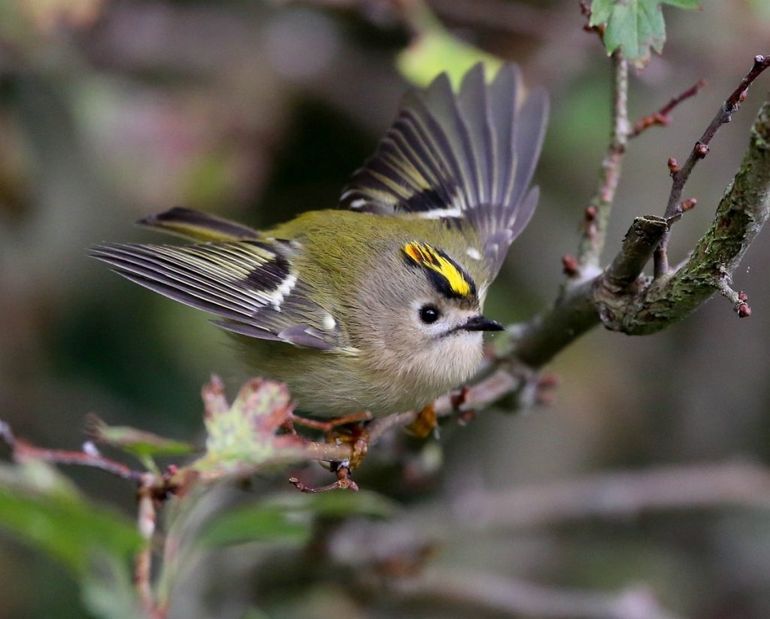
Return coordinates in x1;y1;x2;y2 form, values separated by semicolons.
286;410;372;434
405;403;438;439
324;421;369;470
289;462;359;493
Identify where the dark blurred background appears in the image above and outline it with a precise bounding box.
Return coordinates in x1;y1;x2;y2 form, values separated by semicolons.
2;1;770;618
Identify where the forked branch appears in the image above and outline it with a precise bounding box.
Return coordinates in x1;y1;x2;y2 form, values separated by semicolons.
654;55;770;275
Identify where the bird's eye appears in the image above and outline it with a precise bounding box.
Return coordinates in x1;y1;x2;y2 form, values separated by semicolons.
419;304;441;324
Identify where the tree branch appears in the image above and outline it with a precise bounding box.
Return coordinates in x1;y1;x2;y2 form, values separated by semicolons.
513;277;600;368
517;92;770;366
654;55;770;276
515;215;668;368
628;79;706;138
609;97;770;334
0;419;143;482
135;475;162;619
577;51;629;272
601;216;670;290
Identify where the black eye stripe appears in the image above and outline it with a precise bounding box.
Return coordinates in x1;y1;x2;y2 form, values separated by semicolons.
419;304;440;324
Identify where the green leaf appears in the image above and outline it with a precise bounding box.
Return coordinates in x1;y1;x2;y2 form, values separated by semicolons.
396;25;500;88
201;490;397;547
590;0;700;67
263;490;397;519
0;460;142;575
81;555;143;619
192;376;305;476
88;415;195;459
662;0;700;7
200;505;310;546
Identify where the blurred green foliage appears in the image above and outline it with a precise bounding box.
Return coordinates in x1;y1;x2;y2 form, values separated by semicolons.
0;460;140;574
201;490;396;546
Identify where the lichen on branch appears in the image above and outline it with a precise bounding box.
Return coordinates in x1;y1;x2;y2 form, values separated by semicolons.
604;99;770;334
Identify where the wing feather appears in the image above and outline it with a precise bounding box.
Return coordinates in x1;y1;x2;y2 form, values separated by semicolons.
138;206;260;241
91;240;340;350
341;62;548;279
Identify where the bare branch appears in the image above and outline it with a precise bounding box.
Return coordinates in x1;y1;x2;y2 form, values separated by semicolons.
513;277;600;369
601;216;669;290
510;93;770;373
629;79;706;138
135;476;162;619
577;51;630;271
718;282;752;318
654;55;770;276
615;98;770;334
508;92;770;367
0;419;143;483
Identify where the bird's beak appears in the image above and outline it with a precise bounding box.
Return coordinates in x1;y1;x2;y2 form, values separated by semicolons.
461;315;504;332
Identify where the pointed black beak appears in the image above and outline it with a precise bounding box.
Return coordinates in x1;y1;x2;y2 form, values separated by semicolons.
461;315;504;332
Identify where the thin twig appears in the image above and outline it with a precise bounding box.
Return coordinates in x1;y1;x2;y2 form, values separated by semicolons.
654;54;770;276
516;81;770;353
717;279;752;318
629;79;706;138
618;98;770;333
0;420;168;616
577;51;630;272
135;475;163;619
0;419;143;482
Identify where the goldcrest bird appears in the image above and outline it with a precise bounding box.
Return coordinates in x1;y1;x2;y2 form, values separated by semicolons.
92;63;548;417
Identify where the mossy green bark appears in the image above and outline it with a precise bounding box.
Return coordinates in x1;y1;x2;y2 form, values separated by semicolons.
621;100;770;334
514;99;770;368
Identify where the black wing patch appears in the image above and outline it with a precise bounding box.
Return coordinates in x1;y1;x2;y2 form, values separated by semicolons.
90;240;341;350
341;63;548;279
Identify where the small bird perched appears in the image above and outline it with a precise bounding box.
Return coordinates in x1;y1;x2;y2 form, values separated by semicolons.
92;63;548;418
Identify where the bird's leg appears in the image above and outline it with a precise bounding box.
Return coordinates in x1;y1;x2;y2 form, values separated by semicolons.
287;410;372;434
285;411;371;475
406;402;438;439
324;421;370;470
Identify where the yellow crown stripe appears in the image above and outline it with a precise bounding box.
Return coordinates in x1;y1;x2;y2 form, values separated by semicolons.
403;242;473;298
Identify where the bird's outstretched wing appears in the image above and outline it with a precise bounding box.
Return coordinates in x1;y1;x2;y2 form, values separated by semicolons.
340;63;548;279
91;233;342;350
136;206;261;242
